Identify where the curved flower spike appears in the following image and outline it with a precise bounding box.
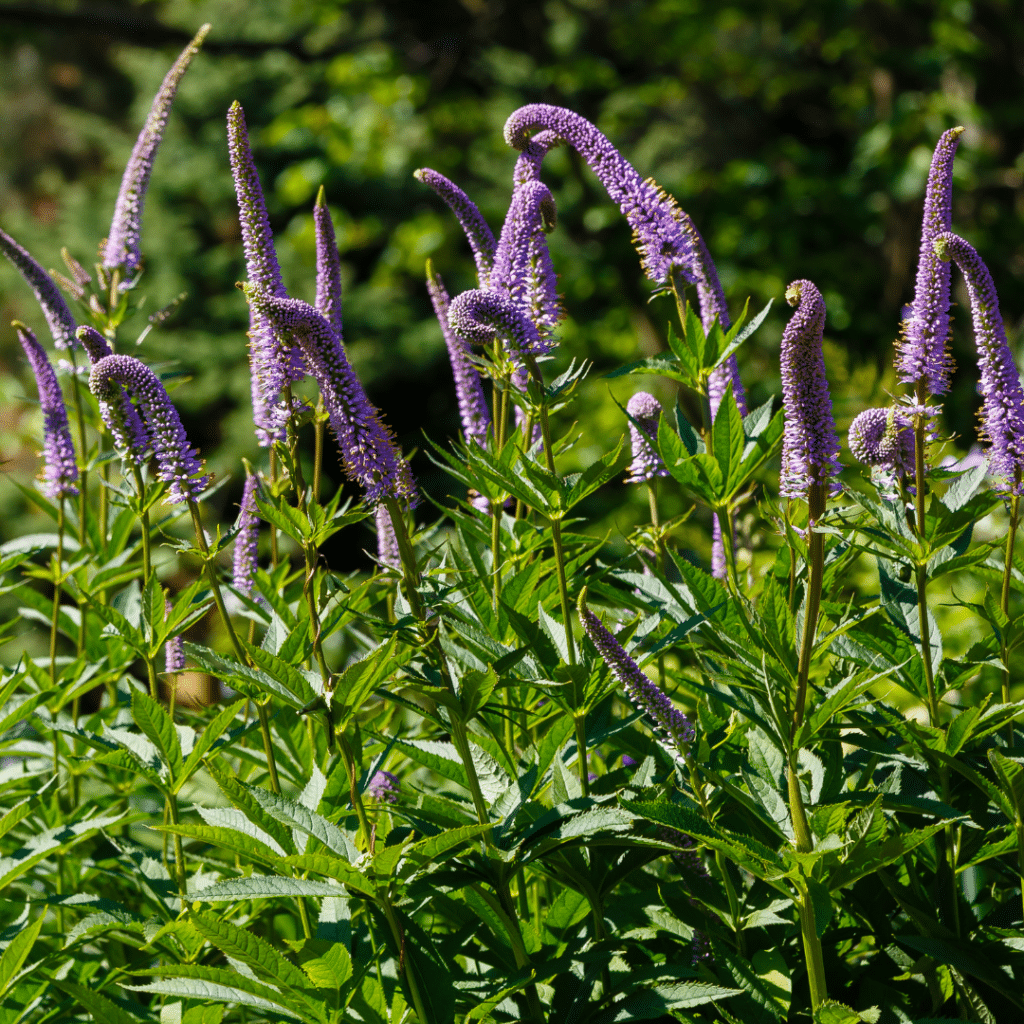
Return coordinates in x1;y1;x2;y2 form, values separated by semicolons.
779;280;841;514
503;104;696;285
246;289;415;507
313;186;343;338
103;25;211;275
512;129;561;188
0;228;78;350
426;262;490;446
934;232;1024;493
413;168;497;286
578;587;694;754
89;354;207;503
625;391;668;484
897;127;965;396
848;407;916;476
15;323;78;499
232;472;261;597
447;288;543;368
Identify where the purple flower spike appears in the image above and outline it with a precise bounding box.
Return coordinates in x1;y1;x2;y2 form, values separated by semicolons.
15;324;78;500
228;101;305;445
625;391;668;484
233;473;261;596
413;168;497;286
513;129;561;188
376;505;401;570
897;127;965;397
426;263;491;446
779;280;841;514
246;289;415;506
0;229;78;350
848;407;916;476
89;354;207;503
102;25;211;275
76;324;112;362
579;588;694;754
503;104;696;286
447;289;542;367
314;187;344;338
164;597;184;674
367;769;400;804
935;232;1024;493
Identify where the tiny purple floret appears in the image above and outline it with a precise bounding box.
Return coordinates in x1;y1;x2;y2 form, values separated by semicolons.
625;391;668;484
447;288;543;367
367;769;400;803
848;407;916;476
0;228;78;350
313;186;344;338
376;505;401;570
164;597;184;674
232;473;261;597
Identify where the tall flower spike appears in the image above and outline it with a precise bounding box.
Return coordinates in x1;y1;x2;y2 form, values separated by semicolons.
579;588;694;754
15;323;78;500
164;597;184;674
89;354;207;503
376;504;401;569
848;407;916;476
313;187;344;338
76;325;151;460
246;289;415;506
447;289;543;367
896;127;965;396
0;228;78;350
426;262;491;446
779;280;841;513
414;168;497;286
102;25;211;275
227;101;304;445
504;104;696;286
232;473;261;597
935;232;1024;493
625;391;668;484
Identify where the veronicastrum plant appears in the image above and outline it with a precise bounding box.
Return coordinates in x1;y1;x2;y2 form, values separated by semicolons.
1;27;1023;1024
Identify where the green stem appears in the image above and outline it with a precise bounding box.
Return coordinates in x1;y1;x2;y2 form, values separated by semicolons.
188;500;246;663
574;716;590;797
256;702;282;795
68;355;89;546
339;733;373;850
50;500;65;684
167;793;187;898
380;895;432;1024
450;718;490;825
912;406;940;726
132;467;152;586
282;384;308;507
269;449;279;569
1002;491;1020;747
313;397;325;504
792;486;825;737
796;880;828;1010
384;497;423;621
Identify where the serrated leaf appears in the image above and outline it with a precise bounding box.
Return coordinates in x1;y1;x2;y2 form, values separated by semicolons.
131;690;182;779
174;700;244;793
151;823;283;868
191;875;344;902
283;854;376;896
0;911;43;996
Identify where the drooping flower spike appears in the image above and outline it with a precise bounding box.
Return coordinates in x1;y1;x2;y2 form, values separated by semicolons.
848;407;916;477
624;391;668;484
779;279;841;516
245;288;415;507
15;323;78;500
102;25;211;276
375;505;401;570
313;186;344;338
232;472;261;597
503;104;696;286
0;228;79;351
512;129;561;188
76;325;151;460
447;289;543;368
413;167;497;286
579;587;695;754
426;261;491;446
227;101;304;446
934;232;1024;493
89;354;207;503
896;127;965;397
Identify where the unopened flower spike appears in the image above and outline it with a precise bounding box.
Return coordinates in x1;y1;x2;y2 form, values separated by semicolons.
447;289;543;369
0;228;79;350
164;597;184;674
935;231;1024;493
426;261;490;446
896;127;965;397
232;471;261;597
313;186;344;338
15;323;78;500
227;101;305;446
414;167;497;286
375;505;401;570
102;25;211;276
579;587;694;754
624;391;668;484
246;288;416;506
779;279;841;515
89;354;207;503
848;407;916;477
504;104;696;286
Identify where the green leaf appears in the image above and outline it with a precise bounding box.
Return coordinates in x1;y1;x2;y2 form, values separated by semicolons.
174;699;244;793
988;749;1024;818
53;982;142;1024
191;875;345;901
131;689;182;779
183;642;309;711
150;823;283;868
207;761;297;856
0;911;44;997
283;854;377;896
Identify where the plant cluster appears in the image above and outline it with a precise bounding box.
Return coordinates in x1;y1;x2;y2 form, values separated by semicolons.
1;25;1024;1024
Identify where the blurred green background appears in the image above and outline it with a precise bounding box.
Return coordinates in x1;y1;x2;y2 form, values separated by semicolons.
1;0;1023;570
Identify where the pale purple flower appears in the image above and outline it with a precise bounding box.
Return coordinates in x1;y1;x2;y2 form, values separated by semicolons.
896;127;965;396
89;354;207;503
934;232;1024;493
579;589;694;754
76;325;151;459
164;597;184;674
625;391;668;484
102;25;210;275
0;228;78;350
848;407;916;476
376;505;401;570
233;473;260;596
503;104;696;286
426;263;491;446
15;324;78;499
367;769;400;803
227;101;305;446
447;289;542;368
314;186;343;338
245;289;415;506
779;280;841;512
621;754;638;768
413;168;497;285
